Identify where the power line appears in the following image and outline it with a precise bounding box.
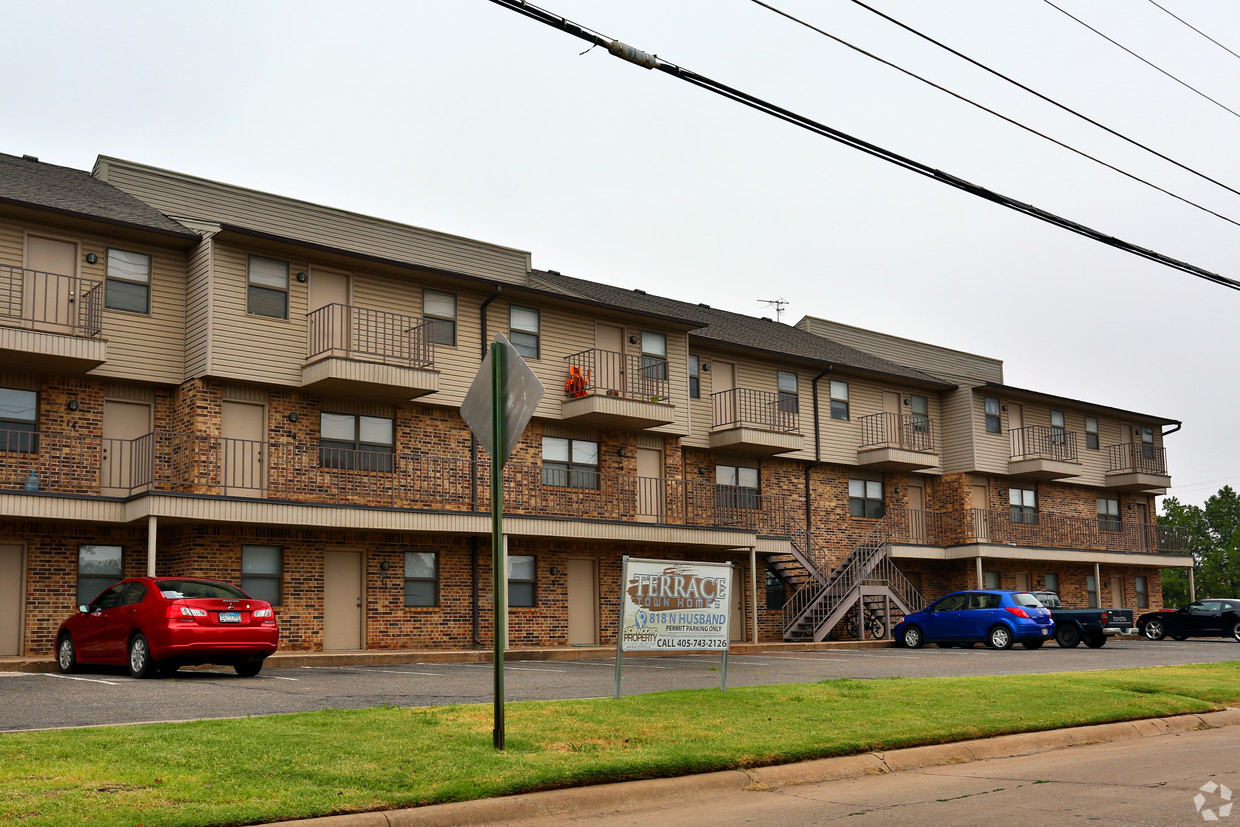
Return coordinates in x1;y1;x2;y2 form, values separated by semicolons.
843;0;1240;202
1145;0;1240;63
485;0;1240;292
749;0;1240;230
1041;0;1240;121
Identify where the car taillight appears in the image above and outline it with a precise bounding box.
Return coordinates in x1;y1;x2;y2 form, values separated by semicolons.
253;607;273;618
1101;612;1109;623
168;605;207;621
1005;607;1031;619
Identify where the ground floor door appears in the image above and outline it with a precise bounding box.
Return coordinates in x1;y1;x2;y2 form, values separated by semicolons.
566;558;598;645
1110;575;1125;608
323;551;363;650
1014;572;1030;592
730;569;745;642
0;544;22;655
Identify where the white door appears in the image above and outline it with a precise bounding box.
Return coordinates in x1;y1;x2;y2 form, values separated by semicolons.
596;323;624;394
635;446;663;524
308;269;350;355
0;544;22;656
221;401;265;496
323;551;364;650
102;401;151;496
566;558;598;646
713;361;736;426
25;235;78;333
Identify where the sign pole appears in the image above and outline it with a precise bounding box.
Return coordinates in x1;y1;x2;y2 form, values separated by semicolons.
491;341;507;751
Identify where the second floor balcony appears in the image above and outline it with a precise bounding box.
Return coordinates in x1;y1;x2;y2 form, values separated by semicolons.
709;388;803;456
561;348;675;430
857;412;939;471
0;265;106;373
1009;425;1080;480
303;303;438;400
1105;442;1171;492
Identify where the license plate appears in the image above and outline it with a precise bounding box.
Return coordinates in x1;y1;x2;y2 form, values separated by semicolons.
219;611;242;623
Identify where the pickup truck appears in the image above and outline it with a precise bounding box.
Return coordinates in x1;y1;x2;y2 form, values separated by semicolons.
1029;590;1136;648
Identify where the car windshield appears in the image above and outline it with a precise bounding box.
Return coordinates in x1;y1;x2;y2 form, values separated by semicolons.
1011;592;1044;609
155;579;249;600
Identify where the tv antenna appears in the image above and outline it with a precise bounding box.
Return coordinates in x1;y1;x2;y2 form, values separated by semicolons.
758;298;788;323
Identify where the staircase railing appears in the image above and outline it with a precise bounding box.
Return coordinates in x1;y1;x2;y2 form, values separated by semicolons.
781;517;891;635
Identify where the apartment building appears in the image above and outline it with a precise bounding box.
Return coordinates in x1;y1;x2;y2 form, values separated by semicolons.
0;152;1190;657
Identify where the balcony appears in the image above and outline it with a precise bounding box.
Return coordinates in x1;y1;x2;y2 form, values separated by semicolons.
302;304;438;401
1105;443;1171;493
561;349;675;429
0;265;106;373
857;412;939;471
709;388;803;456
1008;425;1080;480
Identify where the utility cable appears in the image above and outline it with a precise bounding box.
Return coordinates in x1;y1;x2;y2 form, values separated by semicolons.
1041;0;1240;120
485;0;1240;291
844;0;1240;201
750;0;1240;229
1145;0;1240;63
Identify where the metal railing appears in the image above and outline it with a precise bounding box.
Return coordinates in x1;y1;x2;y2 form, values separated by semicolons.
860;412;935;452
0;265;103;337
1011;424;1078;462
306;303;434;369
711;388;799;433
564;349;670;402
1107;442;1168;476
941;507;1187;553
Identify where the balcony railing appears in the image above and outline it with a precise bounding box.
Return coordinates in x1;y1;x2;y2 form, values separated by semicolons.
0;265;103;337
306;303;434;369
1107;442;1168;476
712;388;799;433
1010;425;1077;462
564;349;670;402
860;412;935;452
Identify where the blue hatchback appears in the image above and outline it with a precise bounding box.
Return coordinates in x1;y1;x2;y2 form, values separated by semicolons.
895;590;1055;650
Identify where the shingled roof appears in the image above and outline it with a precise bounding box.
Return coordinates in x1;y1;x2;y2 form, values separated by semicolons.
532;270;952;388
0;153;197;239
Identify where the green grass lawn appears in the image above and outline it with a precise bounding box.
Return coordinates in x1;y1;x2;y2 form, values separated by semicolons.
3;662;1239;826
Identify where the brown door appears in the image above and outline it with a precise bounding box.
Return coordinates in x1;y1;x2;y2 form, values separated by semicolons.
596;323;624;395
1135;503;1150;550
907;480;926;543
0;544;22;656
25;235;78;333
323;551;364;650
221;401;265;496
1110;575;1125;607
102;401;151;496
308;269;350;355
635;446;663;524
730;569;745;642
883;390;902;445
1015;572;1031;592
713;361;736;426
1009;404;1025;455
566;558;598;645
971;482;990;541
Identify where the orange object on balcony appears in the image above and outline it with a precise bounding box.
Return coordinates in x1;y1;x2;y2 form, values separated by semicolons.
564;365;590;398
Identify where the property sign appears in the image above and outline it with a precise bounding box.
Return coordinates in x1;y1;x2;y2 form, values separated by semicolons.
618;557;732;652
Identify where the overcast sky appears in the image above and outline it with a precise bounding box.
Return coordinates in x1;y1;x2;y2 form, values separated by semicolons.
6;0;1238;507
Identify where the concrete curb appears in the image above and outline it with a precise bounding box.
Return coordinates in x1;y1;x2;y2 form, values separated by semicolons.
277;708;1240;826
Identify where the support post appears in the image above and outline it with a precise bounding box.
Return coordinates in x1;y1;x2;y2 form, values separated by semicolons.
147;515;157;577
749;546;758;644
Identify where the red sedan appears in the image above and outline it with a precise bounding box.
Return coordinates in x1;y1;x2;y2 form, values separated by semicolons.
56;577;279;678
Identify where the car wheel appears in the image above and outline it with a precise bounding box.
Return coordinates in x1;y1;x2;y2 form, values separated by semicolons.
1141;619;1166;641
1056;625;1081;648
1231;621;1240;643
1020;639;1044;650
1084;633;1107;649
128;633;155;679
987;625;1014;650
900;626;924;649
56;635;77;674
234;661;263;678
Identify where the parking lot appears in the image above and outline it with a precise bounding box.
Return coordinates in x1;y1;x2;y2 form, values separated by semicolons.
2;639;1236;732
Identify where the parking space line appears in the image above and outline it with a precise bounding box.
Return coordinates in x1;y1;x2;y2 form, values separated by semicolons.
368;670;444;676
267;676;299;681
45;673;121;686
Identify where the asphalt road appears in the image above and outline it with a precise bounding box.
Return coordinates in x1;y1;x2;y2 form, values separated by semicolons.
3;639;1237;732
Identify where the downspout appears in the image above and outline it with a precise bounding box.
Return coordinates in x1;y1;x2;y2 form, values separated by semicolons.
472;286;503;646
1161;422;1182;438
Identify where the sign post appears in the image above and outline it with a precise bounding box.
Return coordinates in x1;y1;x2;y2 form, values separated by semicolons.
460;333;544;750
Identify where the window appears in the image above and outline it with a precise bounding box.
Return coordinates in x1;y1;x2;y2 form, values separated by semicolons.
1138;425;1155;458
320;413;395;472
849;479;884;518
508;554;536;607
77;544;123;606
0;388;37;453
1086;574;1098;608
688;355;700;399
984;397;1002;434
1085;416;1099;450
910;394;929;432
1135;576;1149;609
1098;498;1121;532
830;380;850;420
424;289;457;346
777;371;799;413
1050;410;1066;444
1043;573;1059;593
1010;487;1037;524
105;249;151;313
247;255;288;319
404;552;437;607
542;436;599;489
509;305;540;359
765;568;786;611
241;545;282;605
983;571;1000;590
641;331;668;382
717;464;760;510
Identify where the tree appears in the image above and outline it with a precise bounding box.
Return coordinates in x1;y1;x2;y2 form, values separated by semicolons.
1158;486;1240;605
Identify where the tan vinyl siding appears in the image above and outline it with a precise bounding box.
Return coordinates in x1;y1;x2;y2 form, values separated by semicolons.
184;237;214;378
208;243;306;386
975;392;1012;474
95;157;532;286
797;315;1003;383
939;388;976;473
